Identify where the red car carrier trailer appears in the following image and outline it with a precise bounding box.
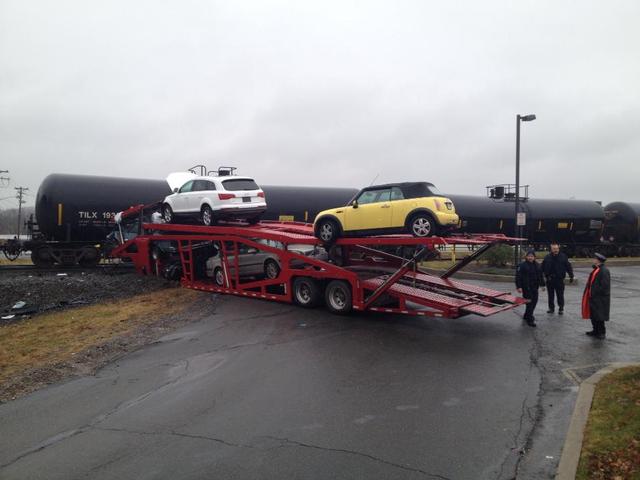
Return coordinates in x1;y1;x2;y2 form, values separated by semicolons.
110;205;525;318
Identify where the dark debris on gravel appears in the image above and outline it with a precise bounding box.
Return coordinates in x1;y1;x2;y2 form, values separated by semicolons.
0;270;173;321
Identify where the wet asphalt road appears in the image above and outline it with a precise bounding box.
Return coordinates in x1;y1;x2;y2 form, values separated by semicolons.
1;266;639;480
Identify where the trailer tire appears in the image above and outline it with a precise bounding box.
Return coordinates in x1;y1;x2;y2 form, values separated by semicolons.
325;280;353;315
214;267;225;287
293;277;322;308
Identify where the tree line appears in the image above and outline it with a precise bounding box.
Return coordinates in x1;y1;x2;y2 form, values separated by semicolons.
0;207;36;235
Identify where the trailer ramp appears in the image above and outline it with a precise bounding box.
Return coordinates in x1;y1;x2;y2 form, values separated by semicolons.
362;274;523;318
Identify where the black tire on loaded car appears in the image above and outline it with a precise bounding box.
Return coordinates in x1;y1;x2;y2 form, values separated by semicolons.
264;259;281;279
316;218;339;244
201;205;215;226
162;204;174;223
214;267;225;287
408;213;438;237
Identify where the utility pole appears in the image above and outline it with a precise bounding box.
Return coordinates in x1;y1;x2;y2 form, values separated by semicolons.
0;170;9;188
15;186;28;239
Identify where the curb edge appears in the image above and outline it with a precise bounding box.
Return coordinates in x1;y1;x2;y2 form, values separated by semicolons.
555;362;638;479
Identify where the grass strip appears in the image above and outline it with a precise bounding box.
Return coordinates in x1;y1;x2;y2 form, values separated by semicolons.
0;288;200;386
577;365;640;479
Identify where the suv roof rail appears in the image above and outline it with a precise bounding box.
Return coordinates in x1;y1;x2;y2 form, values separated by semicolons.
216;166;237;177
188;164;208;176
187;165;239;177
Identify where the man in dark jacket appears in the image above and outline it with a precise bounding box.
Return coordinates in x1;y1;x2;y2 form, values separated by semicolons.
582;253;611;339
516;250;546;327
541;242;574;315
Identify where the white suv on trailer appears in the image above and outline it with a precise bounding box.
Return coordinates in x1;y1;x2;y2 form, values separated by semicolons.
163;168;267;226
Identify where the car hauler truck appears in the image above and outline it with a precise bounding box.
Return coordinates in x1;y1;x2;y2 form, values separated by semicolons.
110;204;525;319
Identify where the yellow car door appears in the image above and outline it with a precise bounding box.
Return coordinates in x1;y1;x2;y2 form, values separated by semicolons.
389;186;416;227
344;188;392;231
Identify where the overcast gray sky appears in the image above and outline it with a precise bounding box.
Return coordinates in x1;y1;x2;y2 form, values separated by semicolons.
1;0;638;208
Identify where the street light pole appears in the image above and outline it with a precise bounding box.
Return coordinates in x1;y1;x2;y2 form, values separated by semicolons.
514;114;536;267
514;115;521;267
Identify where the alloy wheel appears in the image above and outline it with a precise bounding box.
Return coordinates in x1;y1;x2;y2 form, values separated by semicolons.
412;217;432;237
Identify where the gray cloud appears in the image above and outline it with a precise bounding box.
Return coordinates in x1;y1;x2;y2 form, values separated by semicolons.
1;0;638;208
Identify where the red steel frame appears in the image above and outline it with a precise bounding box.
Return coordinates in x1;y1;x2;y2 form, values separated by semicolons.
111;217;526;318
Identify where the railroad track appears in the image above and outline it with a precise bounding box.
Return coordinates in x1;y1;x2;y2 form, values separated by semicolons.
0;263;135;273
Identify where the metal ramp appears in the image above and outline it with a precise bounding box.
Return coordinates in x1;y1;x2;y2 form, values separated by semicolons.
362;273;523;318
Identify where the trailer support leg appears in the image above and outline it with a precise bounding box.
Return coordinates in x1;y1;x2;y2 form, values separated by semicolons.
440;242;496;279
364;247;429;309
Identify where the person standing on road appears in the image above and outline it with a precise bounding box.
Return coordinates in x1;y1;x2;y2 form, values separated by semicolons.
541;242;574;315
516;250;546;327
582;253;611;339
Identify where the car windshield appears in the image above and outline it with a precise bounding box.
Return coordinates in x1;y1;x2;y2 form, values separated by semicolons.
222;178;259;191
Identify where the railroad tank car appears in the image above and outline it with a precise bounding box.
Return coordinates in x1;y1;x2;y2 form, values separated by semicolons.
35;174;357;241
602;202;640;255
445;194;605;255
260;185;357;223
36;174;172;242
30;173;357;266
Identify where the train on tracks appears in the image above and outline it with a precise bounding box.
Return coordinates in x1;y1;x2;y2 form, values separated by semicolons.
1;173;357;267
1;172;639;267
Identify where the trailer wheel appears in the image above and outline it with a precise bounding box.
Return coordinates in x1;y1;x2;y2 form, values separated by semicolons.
264;259;281;279
325;280;353;315
201;205;214;226
162;204;174;223
214;267;225;287
409;213;438;237
293;277;321;308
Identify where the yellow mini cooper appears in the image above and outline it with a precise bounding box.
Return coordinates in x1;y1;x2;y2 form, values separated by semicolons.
314;182;459;243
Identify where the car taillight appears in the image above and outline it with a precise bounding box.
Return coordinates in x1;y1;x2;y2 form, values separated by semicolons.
218;193;236;200
257;192;265;198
